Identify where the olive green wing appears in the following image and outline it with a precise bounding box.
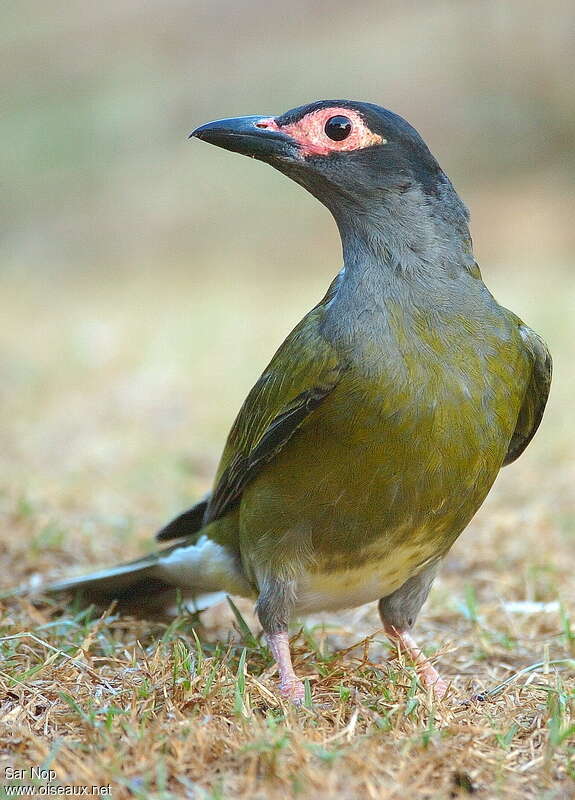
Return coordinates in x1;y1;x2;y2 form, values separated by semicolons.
204;298;345;524
503;324;552;466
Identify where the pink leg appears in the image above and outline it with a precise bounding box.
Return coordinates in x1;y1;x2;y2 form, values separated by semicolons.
266;632;305;703
384;623;448;698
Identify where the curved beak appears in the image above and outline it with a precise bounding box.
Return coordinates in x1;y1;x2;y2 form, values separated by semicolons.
189;115;299;161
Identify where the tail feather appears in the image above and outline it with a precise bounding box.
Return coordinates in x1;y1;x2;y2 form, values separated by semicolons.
47;556;165;605
156;495;210;542
44;555;181;611
39;528;251;613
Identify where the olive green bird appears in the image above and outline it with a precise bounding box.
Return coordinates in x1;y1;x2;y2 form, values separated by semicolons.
44;100;552;701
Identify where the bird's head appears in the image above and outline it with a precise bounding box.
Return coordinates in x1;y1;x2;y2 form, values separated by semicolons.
191;100;471;269
193;100;451;208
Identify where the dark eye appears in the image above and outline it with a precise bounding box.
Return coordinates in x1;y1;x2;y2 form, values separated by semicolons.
324;115;352;141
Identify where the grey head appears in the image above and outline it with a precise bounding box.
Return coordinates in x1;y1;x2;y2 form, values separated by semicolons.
191;99;475;276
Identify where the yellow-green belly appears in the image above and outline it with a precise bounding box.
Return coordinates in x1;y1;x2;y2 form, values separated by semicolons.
239;334;529;610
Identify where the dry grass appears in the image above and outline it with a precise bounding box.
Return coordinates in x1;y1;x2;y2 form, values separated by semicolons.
1;268;574;799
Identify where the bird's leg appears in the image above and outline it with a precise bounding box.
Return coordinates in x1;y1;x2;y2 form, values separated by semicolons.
265;630;305;702
378;564;447;697
383;622;448;698
256;574;304;702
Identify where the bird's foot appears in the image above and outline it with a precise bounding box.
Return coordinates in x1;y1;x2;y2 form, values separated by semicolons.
416;660;449;698
279;678;305;704
266;631;306;705
383;623;449;699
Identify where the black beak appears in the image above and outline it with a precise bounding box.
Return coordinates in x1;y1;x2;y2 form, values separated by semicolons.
190;115;298;161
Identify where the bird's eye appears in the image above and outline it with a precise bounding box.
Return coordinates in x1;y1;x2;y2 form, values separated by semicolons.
324;115;352;141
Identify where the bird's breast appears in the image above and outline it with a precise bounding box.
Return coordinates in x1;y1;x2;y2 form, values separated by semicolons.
241;306;529;590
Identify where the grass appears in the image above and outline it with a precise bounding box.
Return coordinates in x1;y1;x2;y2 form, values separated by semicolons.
1;267;574;798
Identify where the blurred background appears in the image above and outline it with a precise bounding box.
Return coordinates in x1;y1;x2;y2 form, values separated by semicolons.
3;0;575;276
1;0;574;572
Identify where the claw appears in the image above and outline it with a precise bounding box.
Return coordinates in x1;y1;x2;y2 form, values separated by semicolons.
280;678;305;704
266;631;305;704
383;623;449;698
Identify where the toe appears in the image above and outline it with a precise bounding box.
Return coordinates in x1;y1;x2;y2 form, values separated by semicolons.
280;679;305;703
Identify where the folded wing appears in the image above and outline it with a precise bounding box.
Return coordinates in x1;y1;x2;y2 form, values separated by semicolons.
504;325;552;465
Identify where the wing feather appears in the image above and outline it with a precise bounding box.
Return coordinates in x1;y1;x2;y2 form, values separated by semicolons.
204;282;345;523
504;325;552;466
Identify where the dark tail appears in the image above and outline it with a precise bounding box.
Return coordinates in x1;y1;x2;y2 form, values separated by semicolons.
36;522;249;613
156;495;209;542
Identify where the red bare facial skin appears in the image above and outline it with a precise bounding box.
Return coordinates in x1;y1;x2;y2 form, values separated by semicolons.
256;107;385;158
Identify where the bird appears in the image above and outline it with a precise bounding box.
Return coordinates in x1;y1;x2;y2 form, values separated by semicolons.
41;100;552;702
